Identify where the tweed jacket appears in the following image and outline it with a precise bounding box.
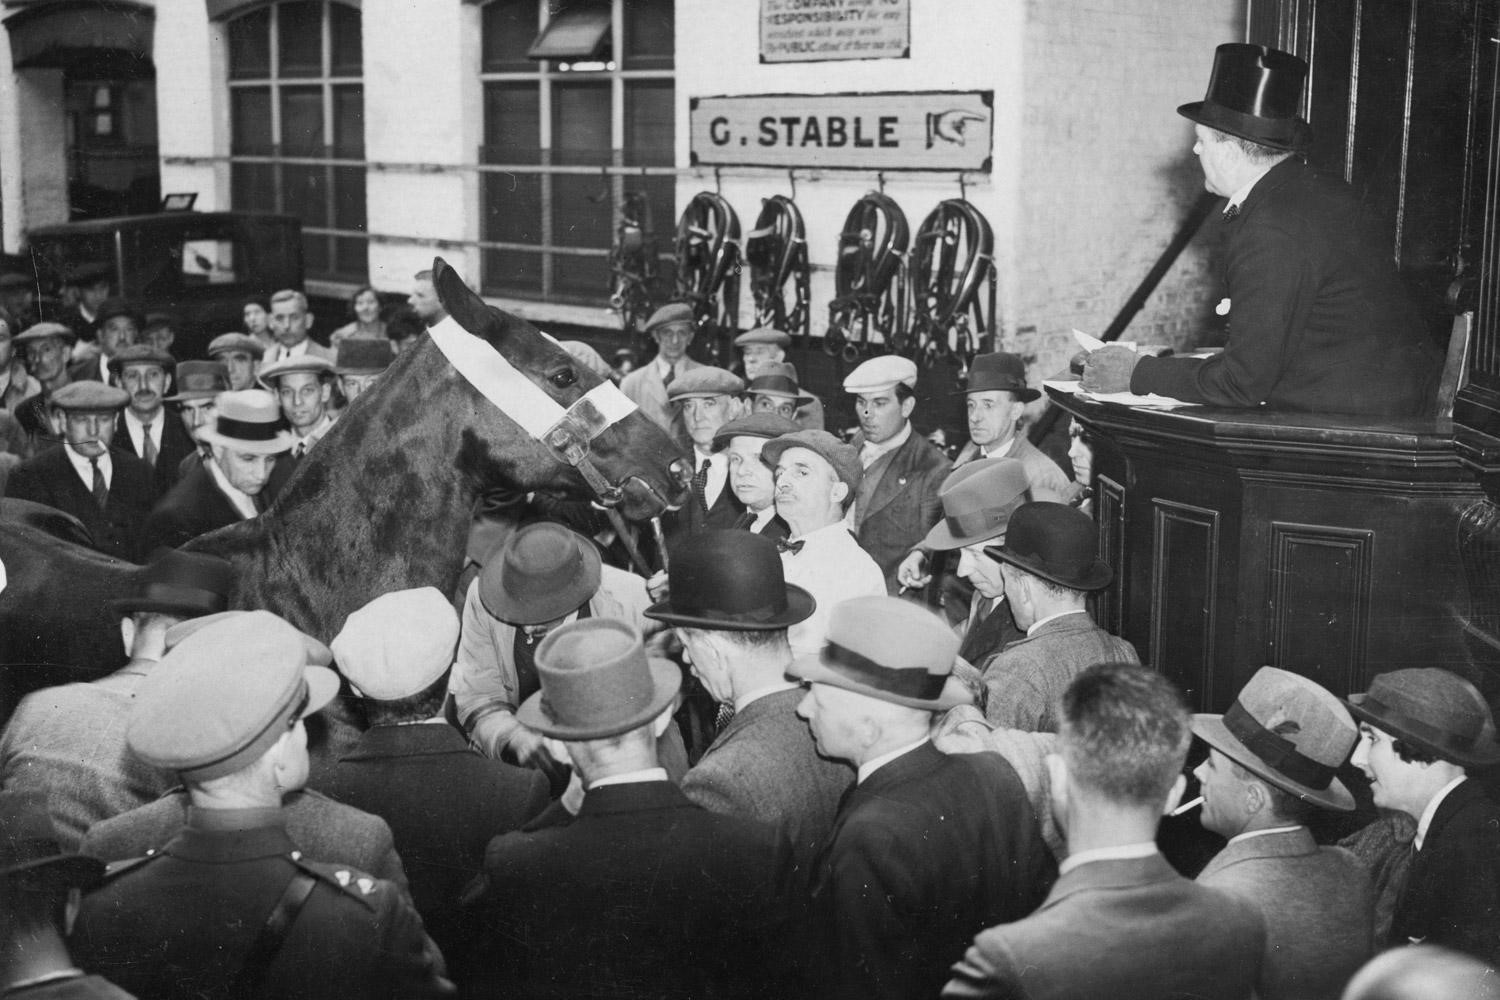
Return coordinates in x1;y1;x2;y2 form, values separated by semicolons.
141;459;247;551
851;429;951;593
80;788;409;891
1197;826;1373;1000
981;613;1138;732
619;356;702;453
1391;778;1500;964
811;741;1055;1000
114;409;196;495
1131;158;1440;417
953;435;1075;503
681;686;853;869
0;660;174;849
7;444;155;562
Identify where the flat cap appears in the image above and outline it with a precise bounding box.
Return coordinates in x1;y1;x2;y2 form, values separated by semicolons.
644;302;695;333
208;332;266;360
127;611;338;782
259;354;335;385
844;355;918;394
107;343;175;374
14;322;77;346
333;588;459;701
50;381;129;412
735;326;791;348
711;412;799;451
63;261;112;286
761;429;863;496
96;297;141;327
165;360;229;402
334;338;395;375
667;366;744;402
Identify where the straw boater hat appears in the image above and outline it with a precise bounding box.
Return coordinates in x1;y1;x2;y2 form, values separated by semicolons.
645;529;814;631
198;389;292;455
1178;43;1312;152
1193;666;1358;811
984;501;1112;591
1346;668;1500;769
479;522;600;626
164;361;230;403
922;458;1032;550
516;618;681;741
258;354;335;388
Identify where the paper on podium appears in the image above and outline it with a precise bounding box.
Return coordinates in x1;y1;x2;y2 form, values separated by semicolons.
1042;379;1192;410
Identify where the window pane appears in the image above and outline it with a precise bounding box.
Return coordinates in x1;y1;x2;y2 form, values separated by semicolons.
333;236;367;281
624;80;673;166
482;172;542;244
278;1;324;78
302;232;331;278
552;174;610;249
623;0;673;69
483;82;541;160
638;173;676;287
231;87;273;154
551;81;609;165
483;248;543;297
282;163;329;226
227;8;271;80
280;87;325;156
332;84;363;157
482;0;539;73
332;165;365;230
329;2;362;77
232;162;277;213
551;249;608;299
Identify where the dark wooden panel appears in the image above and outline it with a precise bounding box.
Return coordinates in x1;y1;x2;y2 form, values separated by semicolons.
1150;499;1221;708
1096;474;1126;636
1266;521;1373;696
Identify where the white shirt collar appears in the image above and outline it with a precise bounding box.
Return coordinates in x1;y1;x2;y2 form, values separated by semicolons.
122;407;163;442
1058;842;1158;876
1415;775;1467;851
1027;608;1089;636
292;414;335;450
1225;162;1277;213
1227;824;1304;846
734;680;797;714
587;767;669;790
749;506;778;532
63;444;110;489
859;422;912;468
857;736;929;784
655;355;678;381
789;520;853;544
276;339;309;361
980;435;1015;458
206;455;259;519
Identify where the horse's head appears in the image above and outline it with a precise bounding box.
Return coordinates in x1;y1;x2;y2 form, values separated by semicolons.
432;258;690;518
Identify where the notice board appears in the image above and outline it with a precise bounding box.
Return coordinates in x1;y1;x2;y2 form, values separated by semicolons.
760;0;910;63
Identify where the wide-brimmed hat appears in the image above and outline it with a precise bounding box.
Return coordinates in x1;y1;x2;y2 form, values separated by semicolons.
106;549;236;619
1194;667;1357;811
644;302;695;334
923;458;1031;550
258;354;334;387
198;389;293;455
165;360;229;402
14;322;77;347
50;381;128;413
1;789;104;892
107;343;175;375
789;596;972;711
960;352;1039;402
334;587;459;701
761;430;863;498
208;332;265;360
479;522;600;626
516;618;681;740
711;412;799;452
646;529;814;631
335;338;395;376
1346;668;1500;769
984;501;1111;591
1178;43;1311;152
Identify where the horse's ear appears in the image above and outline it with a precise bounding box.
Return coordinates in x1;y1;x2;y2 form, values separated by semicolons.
432;257;494;339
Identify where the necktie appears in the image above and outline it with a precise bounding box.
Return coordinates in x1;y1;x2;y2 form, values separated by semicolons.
89;457;107;509
141;421;157;468
692;458;710;513
777;538;805;555
662;363;675;390
294;440;307;459
714;702;736;732
512;630;543;705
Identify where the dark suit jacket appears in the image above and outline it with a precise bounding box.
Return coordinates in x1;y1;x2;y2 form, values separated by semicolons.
662;459;745;544
852;431;951;593
1131;158;1440;417
479;779;796;999
811;741;1055;1000
114;411;196;494
731;507;791;541
141;460;245;551
943;854;1265;1000
7;445;154;562
1393;778;1500;963
958;596;1024;668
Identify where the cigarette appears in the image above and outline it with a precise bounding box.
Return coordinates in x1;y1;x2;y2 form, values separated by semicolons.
1170;796;1204;817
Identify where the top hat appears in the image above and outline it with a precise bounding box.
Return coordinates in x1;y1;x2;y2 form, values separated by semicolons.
1346;668;1500;769
1178;43;1311;151
516;618;681;740
984;501;1112;591
479;522;601;626
960;352;1039;402
198;389;292;455
1194;666;1357;811
106;549;236;619
923;458;1032;550
788;596;972;711
335;338;395;376
0;789;104;891
165;360;229;403
646;529;814;631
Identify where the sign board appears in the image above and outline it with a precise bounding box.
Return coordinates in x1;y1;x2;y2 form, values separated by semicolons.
760;0;910;63
689;91;993;172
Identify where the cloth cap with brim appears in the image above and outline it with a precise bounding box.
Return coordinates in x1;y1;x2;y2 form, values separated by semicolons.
107;344;176;375
843;355;918;395
107;549;236;619
126;610;338;782
208;332;266;360
0;789;104;891
165;361;230;402
646;529;814;630
1346;668;1500;769
480;522;600;625
1177;43;1312;152
984;501;1112;591
735;326;791;348
923;458;1031;550
198;389;292;455
96;298;142;328
14;322;77;347
335;338;395;375
667;366;744;402
711;412;799;452
50;381;129;412
789;596;972;711
644;302;695;334
516;618;681;740
333;587;458;701
760;430;863;498
1193;666;1357;811
258;355;335;387
960;352;1040;402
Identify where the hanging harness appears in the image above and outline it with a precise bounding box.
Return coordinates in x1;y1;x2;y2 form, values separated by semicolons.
908;198;996;371
745;194;811;345
674;191;742;365
826;192;909;361
608;189;661;352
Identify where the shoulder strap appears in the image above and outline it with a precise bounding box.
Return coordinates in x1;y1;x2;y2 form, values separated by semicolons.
231;870;317;1000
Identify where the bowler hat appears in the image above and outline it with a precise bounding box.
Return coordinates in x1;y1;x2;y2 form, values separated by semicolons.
164;360;229;402
646;529;814;630
1194;667;1357;811
1346;668;1500;769
198;389;292;455
0;789;104;892
334;587;459;701
516;618;681;740
788;596;972;711
50;381;128;413
335;338;395;376
984;501;1111;590
645;302;695;334
107;549;236;619
923;458;1031;550
711;412;799;451
14;322;77;347
1178;43;1311;151
960;352;1039;402
761;430;863;498
108;343;175;375
479;522;600;626
208;332;265;360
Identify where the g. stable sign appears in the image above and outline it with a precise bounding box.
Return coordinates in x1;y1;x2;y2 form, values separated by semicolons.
689;91;993;172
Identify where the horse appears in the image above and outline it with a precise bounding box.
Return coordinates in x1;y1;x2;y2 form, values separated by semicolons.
0;258;689;712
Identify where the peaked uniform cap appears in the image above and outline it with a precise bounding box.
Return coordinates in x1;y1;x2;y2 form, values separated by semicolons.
666;366;743;401
334;587;459;701
844;355;918;394
923;458;1032;550
165;360;230;402
1346;668;1500;768
50;381;129;412
479;522;601;626
516;618;681;740
198;389;292;455
208;332;266;360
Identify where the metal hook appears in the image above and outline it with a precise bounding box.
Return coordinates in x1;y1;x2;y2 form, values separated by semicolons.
877;171;886;194
788;169;797;201
959;173;967;201
714;166;723;195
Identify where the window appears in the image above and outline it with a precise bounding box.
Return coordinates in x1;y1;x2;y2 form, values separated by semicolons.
480;0;675;304
227;1;366;282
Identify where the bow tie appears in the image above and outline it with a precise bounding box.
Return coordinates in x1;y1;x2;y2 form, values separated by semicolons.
777;538;805;555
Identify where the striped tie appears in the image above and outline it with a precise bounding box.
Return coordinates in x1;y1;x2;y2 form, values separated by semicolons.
89;458;107;509
141;421;158;468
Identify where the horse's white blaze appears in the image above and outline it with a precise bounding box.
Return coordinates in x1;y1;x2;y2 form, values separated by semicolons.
428;316;636;438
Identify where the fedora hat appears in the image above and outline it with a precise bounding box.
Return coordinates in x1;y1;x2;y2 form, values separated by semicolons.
645;529;814;631
0;789;104;892
1178;43;1311;151
1346;668;1500;769
479;522;600;626
516;618;681;740
165;360;229;402
960;352;1039;402
199;389;292;455
923;458;1032;550
107;549;236;619
789;596;972;711
984;501;1111;591
747;362;806;402
335;338;395;376
1194;667;1357;811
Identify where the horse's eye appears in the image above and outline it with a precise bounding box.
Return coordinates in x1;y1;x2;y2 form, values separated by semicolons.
549;368;578;389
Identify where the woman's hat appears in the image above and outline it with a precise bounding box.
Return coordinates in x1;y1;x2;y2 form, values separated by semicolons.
516;618;681;740
106;549;237;619
1178;43;1312;151
984;501;1112;591
198;389;293;455
645;529;814;631
479;522;600;626
923;458;1031;550
1346;668;1500;769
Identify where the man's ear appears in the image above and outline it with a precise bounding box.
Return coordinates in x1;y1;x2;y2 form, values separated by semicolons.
899;395;916;421
318;382;332;404
1045;752;1069;831
1161;772;1188;817
830;479;850;507
120;616;136;657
